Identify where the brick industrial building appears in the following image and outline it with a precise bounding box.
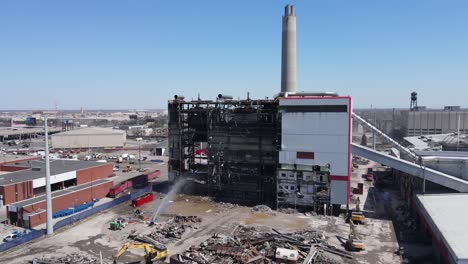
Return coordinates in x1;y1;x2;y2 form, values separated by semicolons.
0;159;114;228
0;160;113;205
8;179;112;228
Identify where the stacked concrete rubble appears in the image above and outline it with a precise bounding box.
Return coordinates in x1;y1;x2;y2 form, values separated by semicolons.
130;215;202;244
170;225;350;264
29;254;101;264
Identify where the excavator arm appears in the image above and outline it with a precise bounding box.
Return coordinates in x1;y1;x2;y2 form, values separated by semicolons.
113;242;167;263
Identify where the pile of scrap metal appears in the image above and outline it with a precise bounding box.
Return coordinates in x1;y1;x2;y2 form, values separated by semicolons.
169;225;351;264
251;205;276;215
29;254;101;264
144;215;202;244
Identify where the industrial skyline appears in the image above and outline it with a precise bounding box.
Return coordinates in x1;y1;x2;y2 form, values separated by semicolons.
1;1;467;110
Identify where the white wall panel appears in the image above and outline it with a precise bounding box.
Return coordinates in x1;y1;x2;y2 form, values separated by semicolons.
330;180;348;204
33;171;76;188
282;112;348;136
281;134;348;153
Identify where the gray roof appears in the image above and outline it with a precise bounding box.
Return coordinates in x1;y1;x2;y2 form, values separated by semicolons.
0;160;108;186
405;133;468;151
53;127;125;136
416;194;468;262
9;179;111;208
0;127;62;137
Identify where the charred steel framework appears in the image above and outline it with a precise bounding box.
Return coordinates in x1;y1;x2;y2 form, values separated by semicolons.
168;97;278;206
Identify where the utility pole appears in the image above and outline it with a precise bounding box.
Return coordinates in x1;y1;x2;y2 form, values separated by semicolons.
137;137;142;170
44;117;53;235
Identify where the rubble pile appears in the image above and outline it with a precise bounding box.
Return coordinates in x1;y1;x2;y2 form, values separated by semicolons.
251;205;276;215
170;225;348;264
147;215;201;244
278;208;298;214
29;254;102;264
217;202;238;211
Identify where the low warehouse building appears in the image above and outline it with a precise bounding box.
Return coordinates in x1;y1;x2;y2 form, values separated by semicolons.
415;194;468;264
7;179;113;228
0;160;113;206
51;127;126;149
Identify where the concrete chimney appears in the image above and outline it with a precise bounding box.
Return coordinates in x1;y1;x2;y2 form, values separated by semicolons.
281;4;296;93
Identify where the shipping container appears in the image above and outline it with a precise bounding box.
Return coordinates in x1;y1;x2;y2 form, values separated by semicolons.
147;170;161;180
131;192;154;207
108;180;133;197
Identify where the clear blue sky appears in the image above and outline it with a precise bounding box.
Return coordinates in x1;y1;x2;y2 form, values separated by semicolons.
1;1;467;110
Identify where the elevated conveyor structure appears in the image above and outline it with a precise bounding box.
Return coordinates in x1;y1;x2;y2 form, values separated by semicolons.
352;112;419;162
352;112;468;192
352;143;468;192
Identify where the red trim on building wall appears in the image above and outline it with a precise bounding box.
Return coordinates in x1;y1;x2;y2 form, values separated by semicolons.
296;152;314;159
0;156;40;165
330;175;348;181
0;165;29;172
347;97;352;205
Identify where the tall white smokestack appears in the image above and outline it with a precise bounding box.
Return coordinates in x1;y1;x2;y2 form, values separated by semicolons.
281;4;297;93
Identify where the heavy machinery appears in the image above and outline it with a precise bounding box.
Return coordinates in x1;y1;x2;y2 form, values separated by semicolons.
113;242;167;264
350;197;365;224
346;219;365;251
123;165;133;172
110;217;129;231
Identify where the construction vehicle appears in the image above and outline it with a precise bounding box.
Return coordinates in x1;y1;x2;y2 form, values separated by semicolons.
122;165;133;172
366;167;374;181
109;218;128;231
113;242;167;264
109;221;121;231
346;220;365;251
350;197;365;224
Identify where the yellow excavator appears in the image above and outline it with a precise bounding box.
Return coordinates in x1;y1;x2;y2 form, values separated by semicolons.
113;242;167;264
346;219;365;251
351;197;365;224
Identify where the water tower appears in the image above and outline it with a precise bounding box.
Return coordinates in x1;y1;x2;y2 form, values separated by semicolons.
410;92;418;111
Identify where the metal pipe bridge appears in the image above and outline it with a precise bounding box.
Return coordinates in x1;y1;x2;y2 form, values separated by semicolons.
352;112;468;192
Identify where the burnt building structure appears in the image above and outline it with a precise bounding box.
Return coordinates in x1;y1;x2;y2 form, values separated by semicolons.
168;96;278;205
168;93;352;213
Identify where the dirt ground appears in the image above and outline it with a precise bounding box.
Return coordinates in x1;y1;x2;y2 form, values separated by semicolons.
0;161;403;264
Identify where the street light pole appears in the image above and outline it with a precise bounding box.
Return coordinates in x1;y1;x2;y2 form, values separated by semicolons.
136;137;142;171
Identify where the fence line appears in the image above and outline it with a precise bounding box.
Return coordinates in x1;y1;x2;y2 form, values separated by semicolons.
53;186;151;230
0;186;151;252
